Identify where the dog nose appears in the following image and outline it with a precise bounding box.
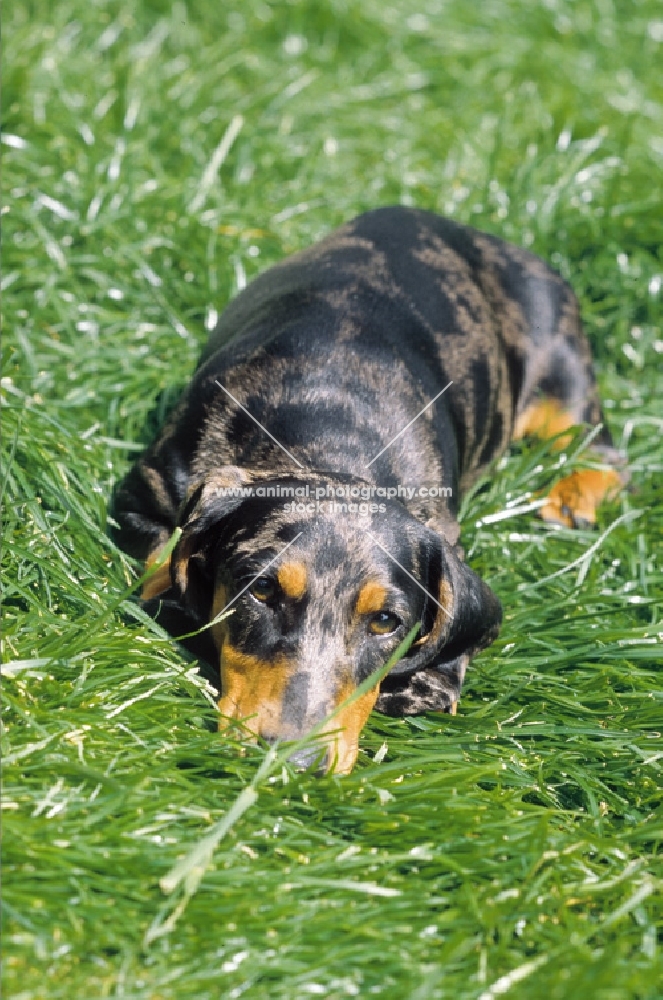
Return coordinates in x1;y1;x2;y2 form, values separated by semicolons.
261;735;329;772
287;744;328;772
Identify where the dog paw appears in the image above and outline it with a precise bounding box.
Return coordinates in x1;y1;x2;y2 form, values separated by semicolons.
540;467;624;528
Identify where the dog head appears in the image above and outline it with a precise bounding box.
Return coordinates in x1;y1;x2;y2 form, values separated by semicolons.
155;468;501;773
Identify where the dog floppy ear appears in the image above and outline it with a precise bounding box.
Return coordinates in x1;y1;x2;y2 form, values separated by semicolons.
169;469;253;623
390;534;502;677
378;536;501;716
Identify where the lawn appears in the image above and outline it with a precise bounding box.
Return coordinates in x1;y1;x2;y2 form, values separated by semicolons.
2;1;662;997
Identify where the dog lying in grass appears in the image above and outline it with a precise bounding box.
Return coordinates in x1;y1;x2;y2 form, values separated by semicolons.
111;206;624;772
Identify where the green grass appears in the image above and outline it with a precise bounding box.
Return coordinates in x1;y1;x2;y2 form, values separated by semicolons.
2;1;662;997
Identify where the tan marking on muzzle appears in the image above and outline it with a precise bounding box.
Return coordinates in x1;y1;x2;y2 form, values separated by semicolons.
217;641;294;739
355;580;387;616
213;584;378;772
212;584;291;737
277;561;308;600
321;679;382;775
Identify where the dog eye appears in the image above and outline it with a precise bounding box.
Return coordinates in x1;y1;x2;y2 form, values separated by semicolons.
249;577;276;603
368;611;401;636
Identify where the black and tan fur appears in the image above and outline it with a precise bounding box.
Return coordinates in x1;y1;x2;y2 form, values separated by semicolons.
111;207;624;772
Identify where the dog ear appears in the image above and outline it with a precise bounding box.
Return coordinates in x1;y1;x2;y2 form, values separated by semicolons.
390;533;502;677
169;469;252;623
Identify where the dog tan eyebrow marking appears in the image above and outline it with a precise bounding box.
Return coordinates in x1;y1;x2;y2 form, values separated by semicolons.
355;580;387;616
277;561;308;600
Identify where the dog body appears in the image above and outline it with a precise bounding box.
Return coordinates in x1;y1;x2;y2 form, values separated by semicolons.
111;207;622;771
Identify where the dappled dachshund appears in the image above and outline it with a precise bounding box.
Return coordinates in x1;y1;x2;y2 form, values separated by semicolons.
111;206;624;772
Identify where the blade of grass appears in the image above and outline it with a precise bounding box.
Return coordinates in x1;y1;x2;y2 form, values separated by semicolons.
148;624;421;942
